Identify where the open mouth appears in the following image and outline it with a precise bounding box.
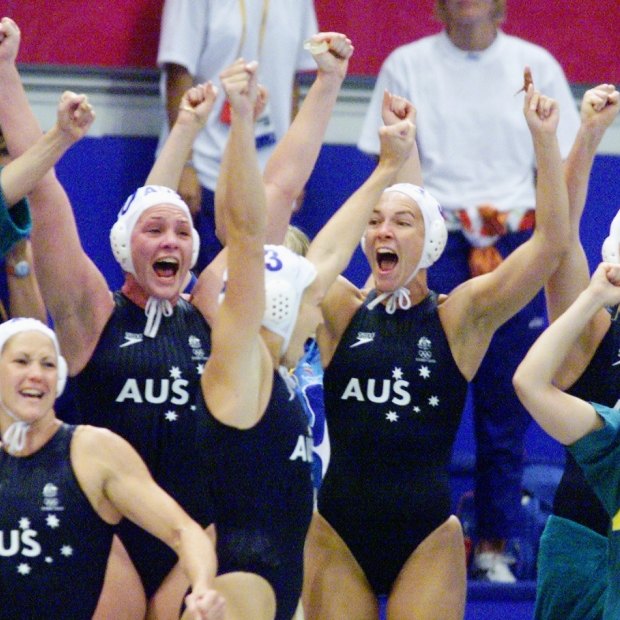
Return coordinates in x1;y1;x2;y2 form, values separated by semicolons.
153;258;179;278
20;388;44;399
376;249;398;273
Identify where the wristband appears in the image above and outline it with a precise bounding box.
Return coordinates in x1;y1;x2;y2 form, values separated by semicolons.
6;260;30;278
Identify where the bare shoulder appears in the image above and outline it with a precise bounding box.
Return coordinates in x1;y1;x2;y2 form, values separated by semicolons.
71;425;131;465
70;425;125;523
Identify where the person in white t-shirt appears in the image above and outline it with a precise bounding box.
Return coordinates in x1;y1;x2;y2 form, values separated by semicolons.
157;0;318;272
358;0;580;583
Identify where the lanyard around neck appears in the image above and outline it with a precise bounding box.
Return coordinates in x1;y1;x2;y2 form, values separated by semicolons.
237;0;271;61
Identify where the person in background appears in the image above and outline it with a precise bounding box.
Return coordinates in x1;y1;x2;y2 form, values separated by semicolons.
0;17;273;620
0;317;225;620
285;224;330;492
512;259;620;620
157;0;318;271
533;83;619;620
304;81;568;618
357;0;580;582
160;52;413;619
0;130;46;324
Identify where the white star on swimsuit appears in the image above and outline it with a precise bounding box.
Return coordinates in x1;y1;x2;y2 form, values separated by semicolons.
60;545;73;557
18;517;30;530
386;411;399;422
428;395;439;407
413;406;421;413
164;410;178;422
169;366;182;380
17;563;31;575
418;366;431;379
196;363;205;375
46;515;60;529
392;367;403;380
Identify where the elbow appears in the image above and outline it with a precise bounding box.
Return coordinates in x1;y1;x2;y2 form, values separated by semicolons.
512;364;532;410
512;367;524;400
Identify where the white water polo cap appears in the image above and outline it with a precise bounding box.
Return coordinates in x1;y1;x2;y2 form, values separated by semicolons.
110;185;200;276
263;245;317;354
367;184;447;314
602;209;620;263
0;318;68;397
219;245;317;354
384;183;447;270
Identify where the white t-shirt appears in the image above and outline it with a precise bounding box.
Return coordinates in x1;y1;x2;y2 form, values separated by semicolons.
158;0;318;190
358;30;580;212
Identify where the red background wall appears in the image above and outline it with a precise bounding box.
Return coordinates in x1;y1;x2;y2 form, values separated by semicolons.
4;0;619;83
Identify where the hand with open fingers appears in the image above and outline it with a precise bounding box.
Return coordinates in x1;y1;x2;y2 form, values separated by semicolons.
381;90;416;127
581;83;620;130
307;32;354;80
378;118;415;168
219;58;259;120
184;588;226;620
0;17;20;64
57;91;95;142
523;85;559;135
179;81;219;127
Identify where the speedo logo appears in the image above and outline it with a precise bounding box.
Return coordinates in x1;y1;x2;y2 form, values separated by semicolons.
120;332;143;348
350;332;375;348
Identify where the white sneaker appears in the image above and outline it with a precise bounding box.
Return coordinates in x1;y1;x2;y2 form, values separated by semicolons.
473;551;517;584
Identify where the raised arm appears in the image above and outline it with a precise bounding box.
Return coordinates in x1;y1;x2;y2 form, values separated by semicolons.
146;82;218;190
448;83;569;348
306;95;415;301
215;33;353;246
385;90;423;186
0;93;94;205
75;427;224;619
4;239;47;322
513;262;620;445
546;84;619;321
261;32;353;243
163;62;202;217
201;59;269;429
0;19;112;372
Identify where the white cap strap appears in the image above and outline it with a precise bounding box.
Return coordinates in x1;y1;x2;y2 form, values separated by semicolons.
2;420;29;454
144;297;173;338
366;287;412;314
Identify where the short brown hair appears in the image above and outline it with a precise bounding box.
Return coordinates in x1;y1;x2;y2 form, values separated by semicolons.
434;0;506;25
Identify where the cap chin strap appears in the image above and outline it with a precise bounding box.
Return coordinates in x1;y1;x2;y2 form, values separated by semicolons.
366;265;420;314
0;399;30;455
3;421;29;454
144;297;173;338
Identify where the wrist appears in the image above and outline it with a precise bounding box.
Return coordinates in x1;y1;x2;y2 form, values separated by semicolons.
6;259;30;278
178;105;206;127
47;124;77;151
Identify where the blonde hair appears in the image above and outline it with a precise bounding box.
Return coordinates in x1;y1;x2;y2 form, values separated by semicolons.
283;225;311;257
434;0;506;24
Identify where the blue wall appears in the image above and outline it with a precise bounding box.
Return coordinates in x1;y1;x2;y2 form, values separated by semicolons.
56;137;620;471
